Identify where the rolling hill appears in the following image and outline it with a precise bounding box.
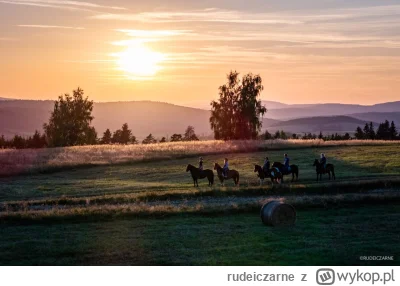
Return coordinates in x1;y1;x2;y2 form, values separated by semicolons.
265;102;400;120
266;116;376;134
349;112;400;126
1;99;399;139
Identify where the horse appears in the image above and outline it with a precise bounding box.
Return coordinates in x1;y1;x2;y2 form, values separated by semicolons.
313;159;336;181
186;164;214;187
272;162;299;182
214;163;240;186
254;165;283;185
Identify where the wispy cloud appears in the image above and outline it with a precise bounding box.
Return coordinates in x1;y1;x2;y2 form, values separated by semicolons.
92;8;303;25
92;5;400;24
112;29;194;45
18;24;84;29
0;0;126;12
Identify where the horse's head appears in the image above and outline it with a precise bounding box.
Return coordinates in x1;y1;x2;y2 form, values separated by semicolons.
313;159;319;166
214;163;220;170
186;164;191;172
254;165;260;173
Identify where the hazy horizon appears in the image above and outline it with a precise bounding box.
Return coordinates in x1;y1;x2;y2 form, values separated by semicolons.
1;96;400;109
1;0;400;105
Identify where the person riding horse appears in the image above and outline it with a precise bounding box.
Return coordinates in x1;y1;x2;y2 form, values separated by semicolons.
263;156;270;176
283;153;291;173
320;153;327;171
198;157;204;174
223;158;229;178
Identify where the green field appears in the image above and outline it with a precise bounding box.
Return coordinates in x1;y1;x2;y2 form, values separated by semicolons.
1;144;400;265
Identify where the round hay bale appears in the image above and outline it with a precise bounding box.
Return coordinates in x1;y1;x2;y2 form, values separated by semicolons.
260;201;296;226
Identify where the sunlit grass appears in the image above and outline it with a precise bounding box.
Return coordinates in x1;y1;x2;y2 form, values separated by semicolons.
1;139;400;177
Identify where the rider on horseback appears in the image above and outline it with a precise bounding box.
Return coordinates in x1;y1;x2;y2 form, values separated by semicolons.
263;157;270;176
320;153;327;171
199;157;204;174
223;158;229;178
283;153;290;173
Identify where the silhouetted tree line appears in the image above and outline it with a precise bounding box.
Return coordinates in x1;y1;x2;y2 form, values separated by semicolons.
98;125;200;145
168;126;199;142
100;123;138;145
262;130;351;141
355;120;398;140
0;131;47;149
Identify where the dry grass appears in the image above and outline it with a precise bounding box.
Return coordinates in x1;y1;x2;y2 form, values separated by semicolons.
1;139;399;177
1;191;399;223
3;178;400;212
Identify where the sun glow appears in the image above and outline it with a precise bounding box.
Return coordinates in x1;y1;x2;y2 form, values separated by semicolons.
115;42;165;80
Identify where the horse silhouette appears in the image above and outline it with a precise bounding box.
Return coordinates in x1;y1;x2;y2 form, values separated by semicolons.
313;159;336;181
254;164;282;185
186;164;214;187
214;163;239;186
272;162;299;182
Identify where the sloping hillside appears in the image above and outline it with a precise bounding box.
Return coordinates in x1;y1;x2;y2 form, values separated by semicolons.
0;100;212;139
350;112;400;126
266;102;400;120
0;100;54;138
1;99;399;139
267;116;372;134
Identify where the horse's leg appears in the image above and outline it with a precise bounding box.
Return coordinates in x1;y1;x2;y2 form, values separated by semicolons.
291;172;294;182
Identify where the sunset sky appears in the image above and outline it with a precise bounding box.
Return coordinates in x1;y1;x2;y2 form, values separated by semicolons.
1;0;400;107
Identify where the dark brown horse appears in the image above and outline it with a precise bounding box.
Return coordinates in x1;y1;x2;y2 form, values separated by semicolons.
272;162;299;182
214;163;239;186
313;159;336;181
186;164;214;187
254;165;282;185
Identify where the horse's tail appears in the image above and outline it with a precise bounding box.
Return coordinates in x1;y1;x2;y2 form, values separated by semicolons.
331;166;336;180
210;172;214;185
295;166;299;179
236;172;240;186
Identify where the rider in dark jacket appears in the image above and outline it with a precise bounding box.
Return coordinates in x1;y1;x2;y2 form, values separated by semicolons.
320;153;327;170
283;154;290;173
263;157;270;175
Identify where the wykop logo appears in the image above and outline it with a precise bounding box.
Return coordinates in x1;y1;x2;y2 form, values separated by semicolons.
316;269;335;285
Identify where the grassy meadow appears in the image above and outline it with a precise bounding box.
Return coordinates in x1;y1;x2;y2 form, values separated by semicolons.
1;139;400;177
1;140;400;265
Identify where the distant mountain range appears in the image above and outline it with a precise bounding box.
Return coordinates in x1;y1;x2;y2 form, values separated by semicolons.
0;99;399;139
265;116;377;134
262;101;400;120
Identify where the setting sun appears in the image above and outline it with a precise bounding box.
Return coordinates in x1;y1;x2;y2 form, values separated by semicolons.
114;43;165;80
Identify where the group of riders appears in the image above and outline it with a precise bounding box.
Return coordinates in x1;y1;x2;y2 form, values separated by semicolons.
197;153;328;178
